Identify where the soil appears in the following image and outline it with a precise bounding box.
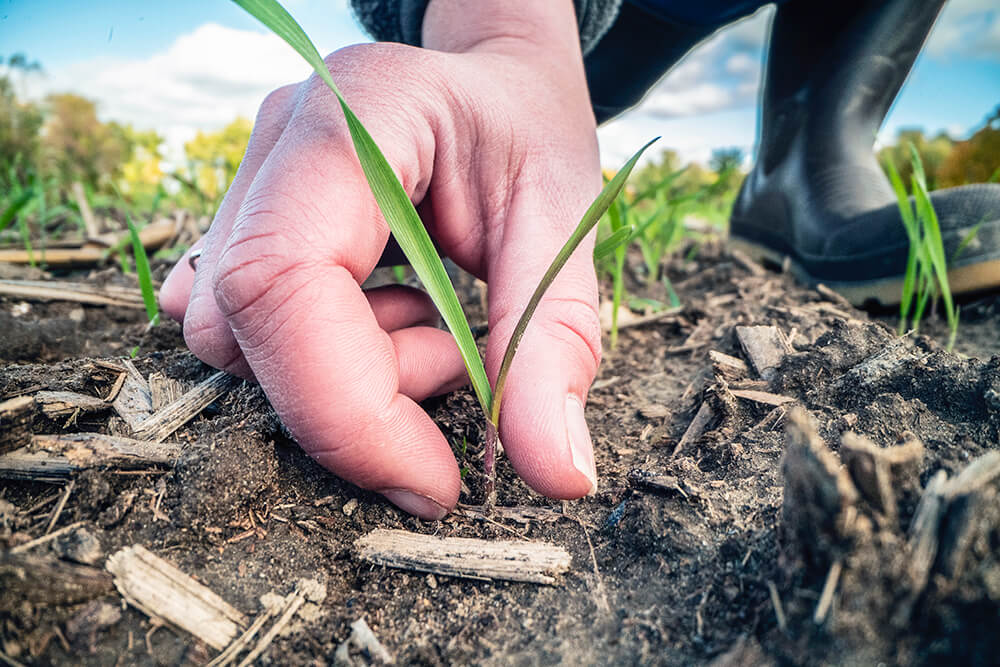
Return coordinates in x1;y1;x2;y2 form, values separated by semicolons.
2;242;1000;666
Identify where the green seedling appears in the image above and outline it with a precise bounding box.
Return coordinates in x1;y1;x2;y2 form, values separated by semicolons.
886;143;958;349
235;0;654;501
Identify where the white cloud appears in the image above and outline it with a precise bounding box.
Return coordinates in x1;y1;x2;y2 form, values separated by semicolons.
27;23;325;159
927;0;1000;59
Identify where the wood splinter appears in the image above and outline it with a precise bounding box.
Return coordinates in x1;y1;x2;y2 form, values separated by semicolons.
356;528;571;585
106;545;247;651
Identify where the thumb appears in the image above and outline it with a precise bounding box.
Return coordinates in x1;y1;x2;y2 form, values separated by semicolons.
485;180;603;500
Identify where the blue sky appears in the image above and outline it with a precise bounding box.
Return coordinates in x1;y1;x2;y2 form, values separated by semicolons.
1;0;998;166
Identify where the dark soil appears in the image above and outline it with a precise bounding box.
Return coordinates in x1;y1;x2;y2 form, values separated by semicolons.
2;243;999;665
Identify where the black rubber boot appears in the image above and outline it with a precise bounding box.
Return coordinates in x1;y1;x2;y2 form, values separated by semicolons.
730;0;1000;306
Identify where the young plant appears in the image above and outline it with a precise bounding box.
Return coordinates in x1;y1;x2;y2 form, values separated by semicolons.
234;0;654;500
886;143;958;349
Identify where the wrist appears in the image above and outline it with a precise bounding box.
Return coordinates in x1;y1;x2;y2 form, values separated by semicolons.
422;0;581;58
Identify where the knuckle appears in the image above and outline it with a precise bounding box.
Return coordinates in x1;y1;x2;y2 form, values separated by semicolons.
540;296;603;373
211;211;313;322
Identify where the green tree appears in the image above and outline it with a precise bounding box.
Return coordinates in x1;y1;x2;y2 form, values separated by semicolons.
938;107;1000;186
181;117;252;207
42;93;132;191
0;74;43;189
878;128;953;190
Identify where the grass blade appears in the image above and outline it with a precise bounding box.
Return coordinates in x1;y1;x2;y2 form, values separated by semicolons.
885;155;919;332
233;0;493;415
0;189;34;235
490;138;658;423
594;225;633;261
125;212;159;323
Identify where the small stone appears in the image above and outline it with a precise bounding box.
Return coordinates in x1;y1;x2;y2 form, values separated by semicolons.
52;526;104;566
426;574;437;589
342;498;358;517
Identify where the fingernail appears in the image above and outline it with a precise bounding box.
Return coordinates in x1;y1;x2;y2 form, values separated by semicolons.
381;489;449;520
566;395;598;495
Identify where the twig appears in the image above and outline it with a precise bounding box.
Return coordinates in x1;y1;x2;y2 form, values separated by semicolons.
766;580;787;631
44;481;75;535
207;607;276;667
814;559;843;624
9;521;84;554
0;650;26;667
672;402;714;459
235;583;319;667
356;528;571;585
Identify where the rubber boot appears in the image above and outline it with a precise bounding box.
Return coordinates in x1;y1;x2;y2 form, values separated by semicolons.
730;0;1000;306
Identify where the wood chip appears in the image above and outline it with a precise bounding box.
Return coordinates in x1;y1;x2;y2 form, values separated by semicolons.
334;618;394;666
906;469;948;595
35;391;110;418
112;360;154;431
709;350;749;382
148;373;187;411
1;554;113;605
735;325;792;381
355;528;571;585
131;372;238;442
106;545;247;651
729;389;795;407
729;248;767;277
672;401;714;458
0;395;34;454
781;409;858;561
0;433;181;481
841;432;923;521
815;283;853;309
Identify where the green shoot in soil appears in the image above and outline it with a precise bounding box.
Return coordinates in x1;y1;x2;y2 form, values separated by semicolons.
233;0;654;500
125;211;159;325
886;143;958;349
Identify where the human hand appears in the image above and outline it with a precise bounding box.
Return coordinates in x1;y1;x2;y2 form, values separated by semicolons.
159;0;602;518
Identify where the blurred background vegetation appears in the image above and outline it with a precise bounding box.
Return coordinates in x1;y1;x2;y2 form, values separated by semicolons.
1;51;997;273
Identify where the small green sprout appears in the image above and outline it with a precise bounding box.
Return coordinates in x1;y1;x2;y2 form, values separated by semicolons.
886;143;959;349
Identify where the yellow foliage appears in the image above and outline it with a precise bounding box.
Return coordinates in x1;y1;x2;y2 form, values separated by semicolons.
182;117;252;202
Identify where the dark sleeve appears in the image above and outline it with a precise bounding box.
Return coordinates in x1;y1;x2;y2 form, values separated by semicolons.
349;0;623;55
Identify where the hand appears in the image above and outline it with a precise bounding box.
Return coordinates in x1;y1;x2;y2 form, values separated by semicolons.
159;0;602;518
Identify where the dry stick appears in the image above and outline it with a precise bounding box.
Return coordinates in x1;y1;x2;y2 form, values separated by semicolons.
45;480;75;535
104;369;128;403
35;391;110;419
814;559;843;624
729;389;795;407
574;516;610;615
0;433;182;482
131;372;239;443
72;181;101;238
235;592;305;667
0;650;27;667
672;402;714;459
206;608;277;667
766;580;787;632
356;528;571;585
612;305;684;332
9;521;84;555
0;279;146;308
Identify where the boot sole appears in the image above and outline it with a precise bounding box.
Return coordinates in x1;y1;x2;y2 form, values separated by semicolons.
729;237;1000;307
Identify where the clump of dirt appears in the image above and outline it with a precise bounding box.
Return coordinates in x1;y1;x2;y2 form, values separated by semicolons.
1;243;999;665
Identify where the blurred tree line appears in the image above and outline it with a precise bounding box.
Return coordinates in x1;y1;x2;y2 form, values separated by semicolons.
2;50;997;240
1;53;251;236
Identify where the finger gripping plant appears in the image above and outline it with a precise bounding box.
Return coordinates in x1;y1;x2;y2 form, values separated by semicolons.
235;0;654;503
